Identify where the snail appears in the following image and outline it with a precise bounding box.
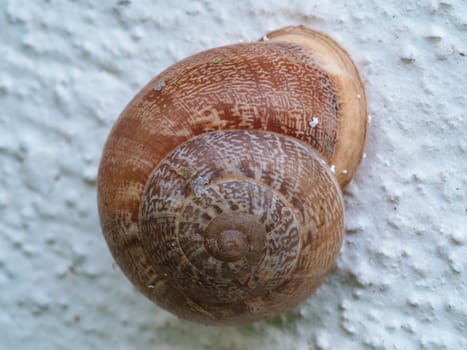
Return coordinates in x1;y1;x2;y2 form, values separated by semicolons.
97;25;367;325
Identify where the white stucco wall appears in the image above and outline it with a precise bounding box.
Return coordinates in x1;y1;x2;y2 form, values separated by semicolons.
0;1;465;349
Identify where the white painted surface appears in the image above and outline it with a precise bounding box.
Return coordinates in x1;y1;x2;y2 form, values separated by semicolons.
1;1;466;349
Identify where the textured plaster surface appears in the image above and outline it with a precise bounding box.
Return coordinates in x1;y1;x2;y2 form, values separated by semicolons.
0;1;466;349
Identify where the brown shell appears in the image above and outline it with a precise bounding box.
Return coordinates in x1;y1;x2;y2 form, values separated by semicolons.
97;26;367;325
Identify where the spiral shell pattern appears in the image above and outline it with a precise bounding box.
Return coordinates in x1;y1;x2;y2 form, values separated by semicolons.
138;130;343;323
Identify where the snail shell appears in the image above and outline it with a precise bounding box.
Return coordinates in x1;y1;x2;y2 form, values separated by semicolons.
98;26;367;325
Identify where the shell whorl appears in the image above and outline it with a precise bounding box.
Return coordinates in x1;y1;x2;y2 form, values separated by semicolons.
139;130;343;322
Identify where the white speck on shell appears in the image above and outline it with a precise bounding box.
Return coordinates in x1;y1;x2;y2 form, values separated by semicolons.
193;176;209;196
309;116;319;128
154;80;166;91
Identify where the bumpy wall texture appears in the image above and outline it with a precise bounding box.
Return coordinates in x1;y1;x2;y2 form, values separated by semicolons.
0;1;466;349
